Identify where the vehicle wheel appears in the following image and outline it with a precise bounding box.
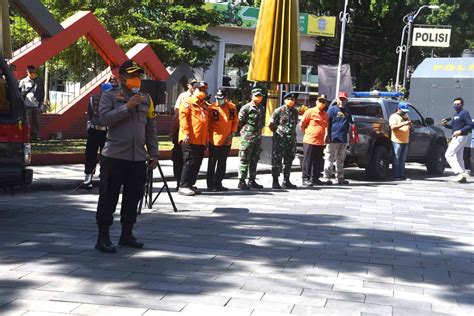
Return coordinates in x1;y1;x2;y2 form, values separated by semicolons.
366;145;390;180
236;17;243;26
426;143;447;175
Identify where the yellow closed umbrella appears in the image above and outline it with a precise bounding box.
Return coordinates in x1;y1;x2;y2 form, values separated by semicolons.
247;0;301;84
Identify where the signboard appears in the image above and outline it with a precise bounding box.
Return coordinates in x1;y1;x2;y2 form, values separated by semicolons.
412;27;451;48
204;2;335;37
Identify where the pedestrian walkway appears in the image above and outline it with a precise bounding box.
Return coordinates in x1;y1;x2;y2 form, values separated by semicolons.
0;164;473;315
28;157;297;191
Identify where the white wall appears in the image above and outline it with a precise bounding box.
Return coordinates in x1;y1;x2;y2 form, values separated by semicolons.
201;26;317;96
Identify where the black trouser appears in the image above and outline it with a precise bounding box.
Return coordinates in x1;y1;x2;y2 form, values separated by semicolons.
302;143;325;181
96;156;147;227
84;128;107;174
180;144;205;188
171;143;183;186
207;144;231;188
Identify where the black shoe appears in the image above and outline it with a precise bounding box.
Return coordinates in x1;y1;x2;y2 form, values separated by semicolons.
207;186;215;192
214;185;229;192
282;180;297;189
272;177;282;189
191;186;202;195
311;179;324;186
302;180;313;187
80;183;93;190
118;235;144;248
337;179;349;185
238;180;250;190
95;232;116;253
248;180;263;190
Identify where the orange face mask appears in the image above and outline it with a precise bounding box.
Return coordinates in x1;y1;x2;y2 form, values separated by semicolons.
195;90;207;100
285;99;295;108
125;77;141;90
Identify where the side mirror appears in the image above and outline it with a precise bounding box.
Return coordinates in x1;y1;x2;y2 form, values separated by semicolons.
425;117;434;126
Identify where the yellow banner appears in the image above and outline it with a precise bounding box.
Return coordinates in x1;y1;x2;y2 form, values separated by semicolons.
307;16;336;37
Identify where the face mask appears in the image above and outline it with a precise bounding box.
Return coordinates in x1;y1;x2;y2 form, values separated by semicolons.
453;104;462;111
253;96;263;104
195;90;207;100
125;77;141;90
285;99;295;107
217;99;225;105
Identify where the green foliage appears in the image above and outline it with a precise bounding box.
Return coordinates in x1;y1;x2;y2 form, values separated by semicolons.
13;0;220;72
301;0;473;91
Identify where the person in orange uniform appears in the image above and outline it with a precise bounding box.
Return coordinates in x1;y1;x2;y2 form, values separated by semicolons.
300;94;329;187
178;81;209;196
207;90;238;191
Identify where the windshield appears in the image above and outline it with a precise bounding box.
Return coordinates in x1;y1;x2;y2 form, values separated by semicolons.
347;101;383;118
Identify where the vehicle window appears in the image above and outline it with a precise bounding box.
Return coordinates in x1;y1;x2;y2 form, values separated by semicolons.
347;101;383;118
407;105;423;127
385;102;399;116
0;66;11;117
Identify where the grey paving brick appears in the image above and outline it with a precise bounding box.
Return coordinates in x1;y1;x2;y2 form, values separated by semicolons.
227;297;294;313
324;299;393;315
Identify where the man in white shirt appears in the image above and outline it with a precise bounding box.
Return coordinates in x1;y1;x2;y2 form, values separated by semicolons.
18;65;45;141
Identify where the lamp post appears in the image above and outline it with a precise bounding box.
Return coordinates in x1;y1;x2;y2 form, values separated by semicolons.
335;0;350;95
401;4;440;89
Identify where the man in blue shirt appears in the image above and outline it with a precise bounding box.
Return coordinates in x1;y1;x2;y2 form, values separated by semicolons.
442;97;473;183
322;91;353;185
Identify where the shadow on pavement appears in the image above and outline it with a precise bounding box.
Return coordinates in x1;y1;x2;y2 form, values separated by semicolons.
0;187;472;313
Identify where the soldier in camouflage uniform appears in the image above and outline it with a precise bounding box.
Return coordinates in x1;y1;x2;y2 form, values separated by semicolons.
238;88;265;190
269;92;299;189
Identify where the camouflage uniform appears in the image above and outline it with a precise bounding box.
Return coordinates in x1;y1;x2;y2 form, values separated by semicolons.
270;105;299;178
238;101;264;180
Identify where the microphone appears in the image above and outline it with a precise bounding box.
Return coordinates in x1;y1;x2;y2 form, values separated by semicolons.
132;88;140;112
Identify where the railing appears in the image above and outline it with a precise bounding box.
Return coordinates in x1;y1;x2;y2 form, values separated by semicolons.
47;67;111;114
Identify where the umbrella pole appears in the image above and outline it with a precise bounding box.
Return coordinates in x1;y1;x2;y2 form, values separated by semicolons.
263;83;279;136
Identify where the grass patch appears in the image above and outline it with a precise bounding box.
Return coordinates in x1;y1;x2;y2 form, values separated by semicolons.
32;135;241;154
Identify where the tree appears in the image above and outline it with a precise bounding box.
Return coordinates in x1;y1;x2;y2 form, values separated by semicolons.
13;0;221;75
227;50;251;101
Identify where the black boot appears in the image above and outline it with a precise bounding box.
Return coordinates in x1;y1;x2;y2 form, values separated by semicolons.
118;225;144;248
272;176;282;189
248;179;263;190
238;179;250;190
282;177;297;189
95;226;116;253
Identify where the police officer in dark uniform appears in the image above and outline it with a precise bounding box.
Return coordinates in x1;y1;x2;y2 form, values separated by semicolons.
95;60;158;253
81;76;118;190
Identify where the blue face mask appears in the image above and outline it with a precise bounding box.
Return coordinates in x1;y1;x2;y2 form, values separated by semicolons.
453;104;462;111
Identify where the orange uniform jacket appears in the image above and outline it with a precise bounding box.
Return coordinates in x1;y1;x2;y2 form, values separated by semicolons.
178;96;209;145
301;107;328;145
208;101;239;146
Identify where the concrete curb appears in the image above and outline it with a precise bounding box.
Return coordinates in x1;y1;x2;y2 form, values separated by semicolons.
27;166;302;192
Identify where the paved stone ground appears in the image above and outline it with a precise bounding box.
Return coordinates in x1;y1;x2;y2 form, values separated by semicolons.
1;164;473;315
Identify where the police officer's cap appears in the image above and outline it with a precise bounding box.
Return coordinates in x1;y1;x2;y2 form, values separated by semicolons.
119;59;144;75
317;94;328;102
193;81;208;89
283;92;298;100
215;89;226;100
251;88;263;96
